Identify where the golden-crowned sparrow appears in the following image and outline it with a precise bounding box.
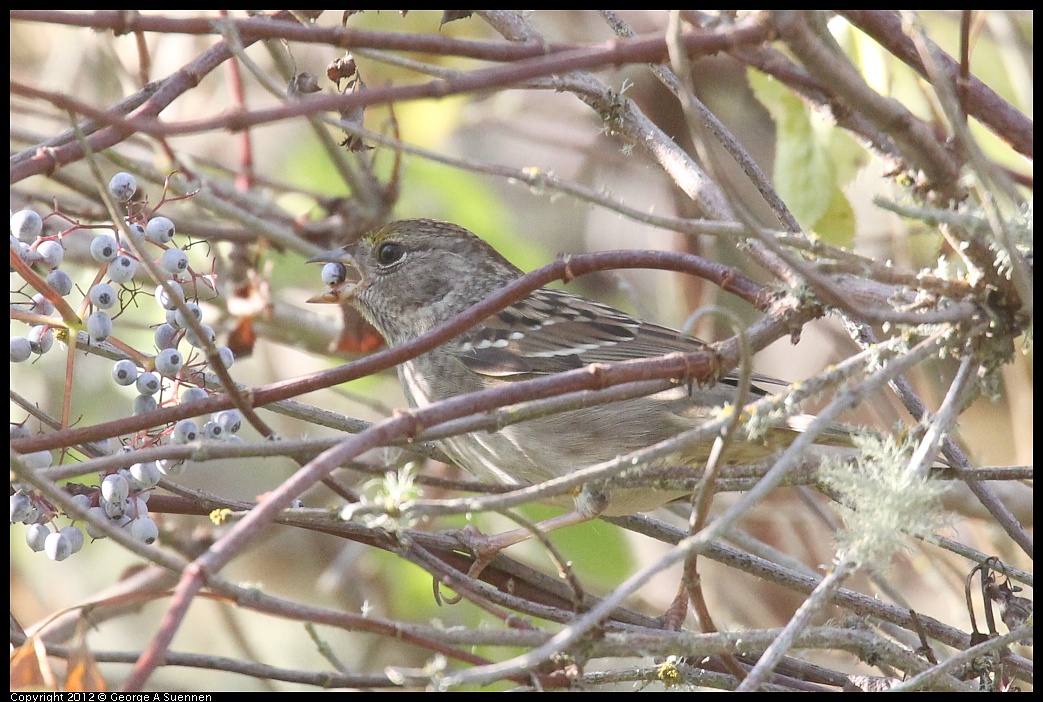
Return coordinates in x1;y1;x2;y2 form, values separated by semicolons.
309;219;833;525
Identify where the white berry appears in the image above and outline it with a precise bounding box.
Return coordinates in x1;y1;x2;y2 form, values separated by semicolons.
216;346;235;369
157;459;186;476
87;310;113;342
85;506;111;539
202;421;223;440
101;473;130;504
159;247;189;275
21;450;53;469
35;240;64;268
171;418;199;444
321;261;347;286
153;323;179;350
45;269;73;296
130;496;149;518
108;172;138;203
89;283;118;309
29;293;54;316
135;371;161;396
130;461;162;490
23;505;41;525
60;525;85;554
133;395;158;415
44;531;73;561
108;254;138;284
180;386;208;405
11;493;34;523
69;493;93;514
214;409;243;434
155;348;184;377
26;523;50;552
27;326;54;355
127;516;159;544
146;216;176;244
125;222;147;246
172;302;202;329
101;496;126;519
11;336;32;363
11;209;44;243
90;234;120;263
185;324;216;349
155;280;185;310
111;359;139;386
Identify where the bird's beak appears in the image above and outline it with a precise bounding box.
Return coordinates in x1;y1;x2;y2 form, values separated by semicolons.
306;246;351;265
306;246;359;305
305;287;349;304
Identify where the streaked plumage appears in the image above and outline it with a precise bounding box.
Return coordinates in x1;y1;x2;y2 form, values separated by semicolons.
310;219;836;516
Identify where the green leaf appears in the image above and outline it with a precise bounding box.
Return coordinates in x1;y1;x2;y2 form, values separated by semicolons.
748;69;865;248
812;179;857;246
512;504;635;587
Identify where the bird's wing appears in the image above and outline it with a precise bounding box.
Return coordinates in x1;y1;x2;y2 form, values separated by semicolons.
455;288;781;392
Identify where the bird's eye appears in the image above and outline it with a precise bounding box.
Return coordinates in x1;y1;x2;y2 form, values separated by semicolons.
375;241;404;267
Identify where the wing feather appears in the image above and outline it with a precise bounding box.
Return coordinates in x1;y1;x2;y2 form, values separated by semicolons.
455;288;780;393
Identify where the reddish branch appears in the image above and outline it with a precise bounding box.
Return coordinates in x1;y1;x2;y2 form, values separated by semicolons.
10;248;773;454
10;9;762;63
10;13;772;183
839;10;1033;159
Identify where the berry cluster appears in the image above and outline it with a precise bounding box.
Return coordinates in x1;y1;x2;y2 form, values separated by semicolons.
11;172;241;560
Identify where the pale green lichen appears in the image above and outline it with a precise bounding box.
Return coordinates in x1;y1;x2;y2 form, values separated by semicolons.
340;462;421;530
817;433;950;570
